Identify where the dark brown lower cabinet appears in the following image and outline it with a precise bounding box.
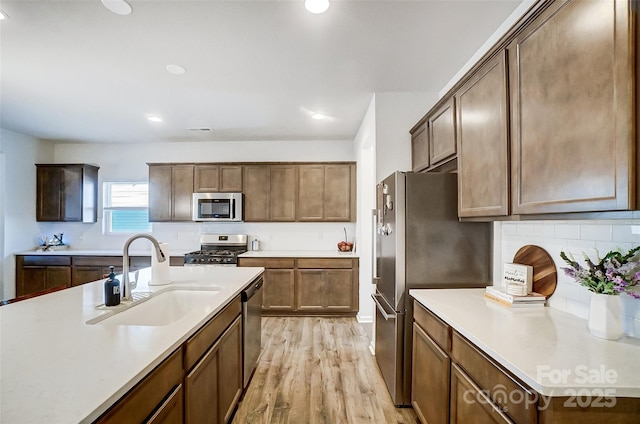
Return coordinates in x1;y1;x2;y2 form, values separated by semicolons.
238;257;359;315
185;316;243;424
147;385;184;424
450;364;511;424
412;322;450;424
15;256;72;297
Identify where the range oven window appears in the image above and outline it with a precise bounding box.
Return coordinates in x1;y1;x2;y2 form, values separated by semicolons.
199;199;231;218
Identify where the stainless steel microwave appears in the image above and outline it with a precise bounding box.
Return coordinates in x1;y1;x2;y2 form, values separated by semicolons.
192;193;243;222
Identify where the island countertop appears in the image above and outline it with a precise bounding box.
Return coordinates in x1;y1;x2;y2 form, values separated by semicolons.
0;265;264;423
409;288;640;398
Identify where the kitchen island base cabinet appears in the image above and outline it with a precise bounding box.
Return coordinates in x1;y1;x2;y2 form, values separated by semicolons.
185;316;242;424
95;349;184;424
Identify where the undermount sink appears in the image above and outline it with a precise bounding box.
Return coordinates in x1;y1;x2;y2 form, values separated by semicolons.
87;288;221;326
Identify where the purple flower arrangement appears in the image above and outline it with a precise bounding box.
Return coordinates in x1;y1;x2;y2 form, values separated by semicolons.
560;246;640;298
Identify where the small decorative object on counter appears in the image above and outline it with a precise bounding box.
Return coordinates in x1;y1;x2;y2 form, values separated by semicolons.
251;238;260;251
502;262;533;294
104;266;121;306
560;245;640;340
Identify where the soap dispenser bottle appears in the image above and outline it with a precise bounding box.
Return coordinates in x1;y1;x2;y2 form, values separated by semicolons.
104;266;121;306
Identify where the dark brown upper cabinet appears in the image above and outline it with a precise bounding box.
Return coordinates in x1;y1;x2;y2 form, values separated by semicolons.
410;121;429;172
428;97;457;168
456;51;510;218
148;164;194;222
36;164;99;222
194;165;243;193
508;0;635;214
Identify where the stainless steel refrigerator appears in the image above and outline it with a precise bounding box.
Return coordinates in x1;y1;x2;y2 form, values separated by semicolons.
372;171;491;406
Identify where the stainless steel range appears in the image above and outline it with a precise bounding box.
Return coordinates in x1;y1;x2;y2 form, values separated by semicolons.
184;234;248;266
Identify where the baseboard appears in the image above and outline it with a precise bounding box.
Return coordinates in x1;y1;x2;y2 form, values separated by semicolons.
356;314;373;323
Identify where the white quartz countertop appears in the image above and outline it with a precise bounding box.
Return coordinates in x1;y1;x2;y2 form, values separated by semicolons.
239;250;358;258
0;266;264;423
409;288;640;398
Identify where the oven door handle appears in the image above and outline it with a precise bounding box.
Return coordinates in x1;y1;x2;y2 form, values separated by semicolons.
372;293;396;321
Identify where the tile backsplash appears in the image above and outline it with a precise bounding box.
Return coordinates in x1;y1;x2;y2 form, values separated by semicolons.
497;220;640;338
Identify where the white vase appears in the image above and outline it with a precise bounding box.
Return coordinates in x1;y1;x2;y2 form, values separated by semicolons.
588;293;623;340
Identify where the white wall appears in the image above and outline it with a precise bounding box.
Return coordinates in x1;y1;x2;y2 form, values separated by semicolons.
0;129;55;299
354;97;376;325
373;92;436;183
496;220;640;338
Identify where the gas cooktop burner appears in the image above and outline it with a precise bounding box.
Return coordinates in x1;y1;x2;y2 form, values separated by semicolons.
184;234;248;266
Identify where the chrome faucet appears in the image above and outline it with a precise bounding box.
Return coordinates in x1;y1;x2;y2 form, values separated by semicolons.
121;234;166;301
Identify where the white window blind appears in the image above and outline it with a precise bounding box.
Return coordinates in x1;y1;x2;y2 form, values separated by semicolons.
103;182;151;234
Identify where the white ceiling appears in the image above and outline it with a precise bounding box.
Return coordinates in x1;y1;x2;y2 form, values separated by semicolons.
0;0;522;144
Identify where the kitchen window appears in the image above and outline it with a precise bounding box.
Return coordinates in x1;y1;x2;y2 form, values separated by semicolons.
103;182;151;235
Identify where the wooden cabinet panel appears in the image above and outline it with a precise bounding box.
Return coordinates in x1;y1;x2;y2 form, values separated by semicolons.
71;266;103;287
451;330;537;424
240;257;358;314
16;255;72;297
36;164;99;222
296;269;325;310
457;50;510;217
325;269;355;311
172;165;194;221
324;164;353;221
185;316;242;424
411;121;429;172
450;363;511;424
185;342;219;424
149;164;194;221
217;317;243;423
412;323;450;424
96;349;183;424
194;165;243;193
243;165;270;222
297;164;353;221
149;165;173;221
429;97;457;166
413;301;450;352
509;0;634;214
269;165;297;221
297;165;325;221
147;384;184;424
263;269;296;311
194;165;220;192
219;166;243;192
297;269;354;311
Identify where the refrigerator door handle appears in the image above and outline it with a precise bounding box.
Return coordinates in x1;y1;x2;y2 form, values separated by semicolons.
372;209;380;284
372;293;396;321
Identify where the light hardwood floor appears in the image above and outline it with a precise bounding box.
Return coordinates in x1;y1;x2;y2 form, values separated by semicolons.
232;317;419;424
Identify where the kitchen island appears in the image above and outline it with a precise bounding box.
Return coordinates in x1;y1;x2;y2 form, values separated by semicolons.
0;265;264;423
410;288;640;423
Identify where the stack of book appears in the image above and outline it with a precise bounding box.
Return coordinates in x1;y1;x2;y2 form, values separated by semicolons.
483;286;547;308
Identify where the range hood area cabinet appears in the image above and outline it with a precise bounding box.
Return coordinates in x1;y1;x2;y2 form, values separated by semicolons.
36;164;99;222
412;0;638;219
148;162;356;223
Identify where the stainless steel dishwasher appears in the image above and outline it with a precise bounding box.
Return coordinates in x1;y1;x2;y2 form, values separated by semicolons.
241;276;263;388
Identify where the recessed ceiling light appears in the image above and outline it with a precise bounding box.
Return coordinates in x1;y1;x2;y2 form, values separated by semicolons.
311;113;326;120
305;0;329;14
101;0;132;16
147;115;163;123
0;11;7;20
166;64;186;75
